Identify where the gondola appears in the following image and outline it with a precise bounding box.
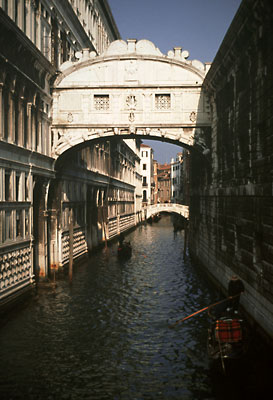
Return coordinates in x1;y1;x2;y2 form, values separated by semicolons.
117;241;132;259
146;214;161;224
207;308;248;373
153;213;161;223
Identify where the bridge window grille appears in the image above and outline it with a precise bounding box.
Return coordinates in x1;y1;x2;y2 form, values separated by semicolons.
94;95;109;110
155;94;171;110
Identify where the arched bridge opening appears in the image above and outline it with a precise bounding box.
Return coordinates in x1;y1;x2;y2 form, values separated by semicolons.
45;39;212;276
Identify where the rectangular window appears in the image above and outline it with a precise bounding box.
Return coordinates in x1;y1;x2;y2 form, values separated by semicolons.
16;173;21;201
143;164;147;170
14;0;19;24
94;95;109;110
155;94;171;110
0;212;3;243
25;174;29;201
16;209;23;237
25;210;29;236
5;170;12;201
51;18;58;68
23;2;26;32
5;210;12;240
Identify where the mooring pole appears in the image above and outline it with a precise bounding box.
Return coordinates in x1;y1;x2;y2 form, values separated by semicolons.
183;220;188;257
69;208;73;282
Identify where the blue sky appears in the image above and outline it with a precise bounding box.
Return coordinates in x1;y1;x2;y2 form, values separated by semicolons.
108;0;242;163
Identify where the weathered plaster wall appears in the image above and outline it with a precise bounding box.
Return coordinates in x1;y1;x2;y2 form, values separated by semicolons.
189;0;273;340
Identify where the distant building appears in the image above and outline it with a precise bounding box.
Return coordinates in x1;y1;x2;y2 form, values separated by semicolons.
153;160;159;204
140;144;154;206
171;153;183;203
157;163;171;203
181;149;190;205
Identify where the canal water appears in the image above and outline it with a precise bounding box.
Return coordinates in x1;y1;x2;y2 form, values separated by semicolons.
0;216;272;400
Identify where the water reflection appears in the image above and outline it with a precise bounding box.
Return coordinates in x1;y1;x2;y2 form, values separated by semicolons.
0;216;272;399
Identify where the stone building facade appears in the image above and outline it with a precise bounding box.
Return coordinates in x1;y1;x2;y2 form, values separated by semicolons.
48;138;142;272
171;152;183;203
189;0;273;340
140;144;154;207
157;163;171;204
0;1;130;307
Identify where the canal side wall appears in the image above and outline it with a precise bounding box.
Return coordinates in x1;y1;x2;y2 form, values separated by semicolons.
0;142;141;310
47;139;142;273
0;1;119;311
189;0;273;341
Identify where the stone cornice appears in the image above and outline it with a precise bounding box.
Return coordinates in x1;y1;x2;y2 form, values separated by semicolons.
54;40;207;86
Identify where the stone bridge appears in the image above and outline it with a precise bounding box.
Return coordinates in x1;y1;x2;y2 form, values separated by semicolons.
52;39;211;159
145;203;189;219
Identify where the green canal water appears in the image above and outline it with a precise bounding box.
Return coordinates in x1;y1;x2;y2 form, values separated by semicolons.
0;216;272;399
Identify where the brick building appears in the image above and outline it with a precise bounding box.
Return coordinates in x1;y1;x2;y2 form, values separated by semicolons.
157;163;171;203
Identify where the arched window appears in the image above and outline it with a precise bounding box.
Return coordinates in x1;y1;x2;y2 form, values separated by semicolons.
143;190;147;202
3;86;9;140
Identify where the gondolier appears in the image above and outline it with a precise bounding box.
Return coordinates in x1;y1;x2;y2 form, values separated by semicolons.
228;275;245;311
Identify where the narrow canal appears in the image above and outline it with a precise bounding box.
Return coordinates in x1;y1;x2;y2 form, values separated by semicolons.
0;216;272;400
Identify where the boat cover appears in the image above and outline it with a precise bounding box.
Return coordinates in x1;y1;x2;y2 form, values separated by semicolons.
215;319;242;343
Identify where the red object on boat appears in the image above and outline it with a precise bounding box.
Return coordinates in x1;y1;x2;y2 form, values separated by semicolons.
215;319;242;343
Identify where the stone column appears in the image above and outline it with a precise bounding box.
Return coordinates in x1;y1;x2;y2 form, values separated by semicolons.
35;8;41;50
36;109;41;153
27;102;32;149
45;120;50;156
8;90;14;143
37;209;48;278
25;0;32;40
31;105;36;150
17;96;24;146
48;209;59;270
0;83;3;140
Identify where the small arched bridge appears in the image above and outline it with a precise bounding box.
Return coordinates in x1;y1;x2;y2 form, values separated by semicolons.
145;203;189;219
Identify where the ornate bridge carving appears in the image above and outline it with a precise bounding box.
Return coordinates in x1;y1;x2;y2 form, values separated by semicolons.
52;39;211;158
145;203;189;219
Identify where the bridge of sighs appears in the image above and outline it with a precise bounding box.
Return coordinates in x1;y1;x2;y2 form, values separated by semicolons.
52;39;211;157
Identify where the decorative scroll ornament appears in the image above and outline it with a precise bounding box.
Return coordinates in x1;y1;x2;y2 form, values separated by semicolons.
189;111;196;122
126;95;137;110
129;112;135;122
67;113;73;122
126;95;137;123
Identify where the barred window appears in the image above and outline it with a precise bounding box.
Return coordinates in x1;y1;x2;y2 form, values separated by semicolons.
94;95;109;110
155;94;171;110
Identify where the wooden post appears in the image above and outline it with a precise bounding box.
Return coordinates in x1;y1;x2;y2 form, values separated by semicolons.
102;205;108;249
184;220;188;258
69;208;73;282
